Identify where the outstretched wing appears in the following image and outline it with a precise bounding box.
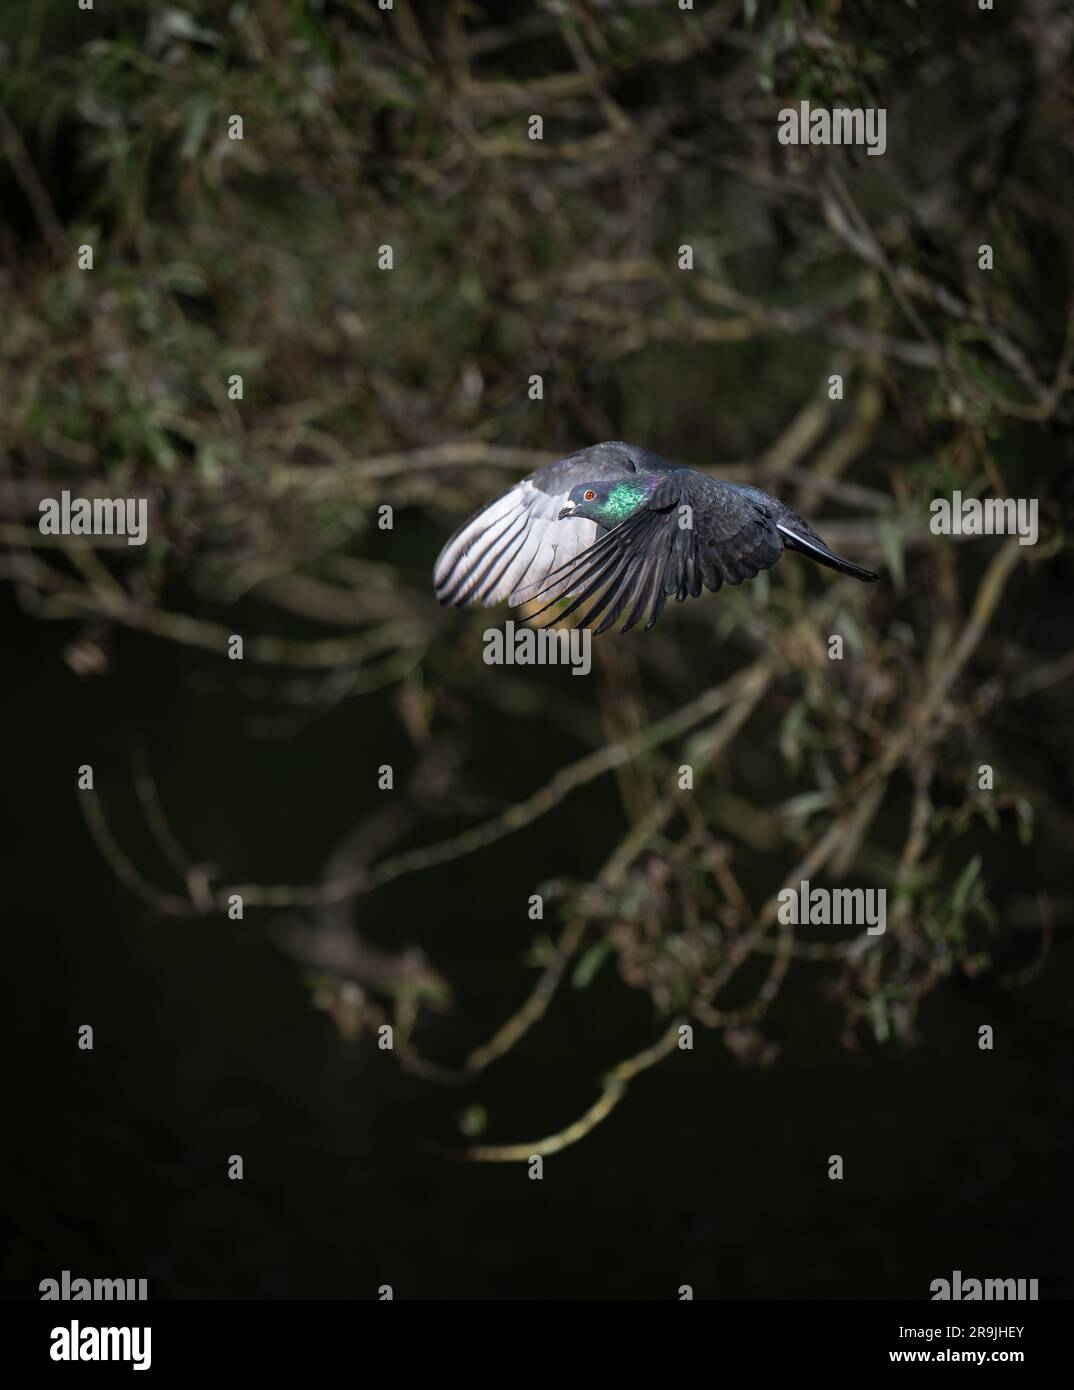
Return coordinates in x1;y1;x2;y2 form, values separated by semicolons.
433;444;641;608
527;473;785;633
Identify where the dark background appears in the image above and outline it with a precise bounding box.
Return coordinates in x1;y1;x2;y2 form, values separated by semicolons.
3;585;1071;1299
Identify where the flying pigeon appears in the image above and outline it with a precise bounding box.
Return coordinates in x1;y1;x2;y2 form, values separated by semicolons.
433;441;878;634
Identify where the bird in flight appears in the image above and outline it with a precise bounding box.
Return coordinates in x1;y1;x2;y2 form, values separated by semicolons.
433;441;878;634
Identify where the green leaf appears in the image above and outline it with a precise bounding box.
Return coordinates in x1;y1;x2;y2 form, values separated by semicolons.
867;992;889;1043
779;697;809;772
572;939;614;990
180;98;213;163
780;788;834;823
523;934;557;969
950;854;982;919
877;519;905;593
458;1105;487;1139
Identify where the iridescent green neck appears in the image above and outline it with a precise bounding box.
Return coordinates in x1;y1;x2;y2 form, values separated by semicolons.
602;479;650;522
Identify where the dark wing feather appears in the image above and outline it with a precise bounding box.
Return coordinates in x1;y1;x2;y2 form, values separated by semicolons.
677;475;785;592
433;443;642;608
721;482;878;582
526;508;668;633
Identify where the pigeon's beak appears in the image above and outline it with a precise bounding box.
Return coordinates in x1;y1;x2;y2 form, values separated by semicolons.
558;503;576;520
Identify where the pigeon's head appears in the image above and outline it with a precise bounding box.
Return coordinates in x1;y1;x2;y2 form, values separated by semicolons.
559;477;654;528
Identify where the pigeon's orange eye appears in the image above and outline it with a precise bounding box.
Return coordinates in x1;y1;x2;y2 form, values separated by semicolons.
584;490;596;501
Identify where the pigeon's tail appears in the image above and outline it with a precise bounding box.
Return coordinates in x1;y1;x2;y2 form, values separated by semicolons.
777;523;879;583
